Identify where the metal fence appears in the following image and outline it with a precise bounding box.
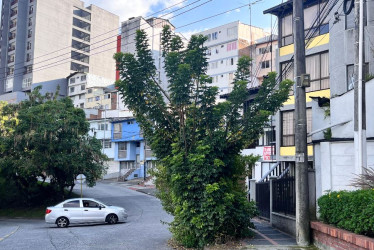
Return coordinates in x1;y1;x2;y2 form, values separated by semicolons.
256;182;270;219
272;177;295;216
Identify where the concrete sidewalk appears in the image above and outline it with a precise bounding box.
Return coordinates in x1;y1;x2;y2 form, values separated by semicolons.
243;218;317;249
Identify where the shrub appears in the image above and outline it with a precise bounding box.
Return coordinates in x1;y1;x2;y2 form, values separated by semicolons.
318;189;374;237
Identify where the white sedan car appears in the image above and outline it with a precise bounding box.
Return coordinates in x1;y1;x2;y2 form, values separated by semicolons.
45;198;127;228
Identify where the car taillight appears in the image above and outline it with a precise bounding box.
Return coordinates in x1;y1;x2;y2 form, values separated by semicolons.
46;209;52;214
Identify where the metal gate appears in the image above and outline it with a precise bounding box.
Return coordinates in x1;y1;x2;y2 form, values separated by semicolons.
256;182;270;219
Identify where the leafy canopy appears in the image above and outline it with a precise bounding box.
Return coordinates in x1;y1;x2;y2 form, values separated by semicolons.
0;88;108;202
114;26;292;248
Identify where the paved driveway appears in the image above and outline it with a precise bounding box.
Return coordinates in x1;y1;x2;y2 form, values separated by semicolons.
0;182;173;250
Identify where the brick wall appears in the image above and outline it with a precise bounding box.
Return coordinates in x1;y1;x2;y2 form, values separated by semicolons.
311;221;374;250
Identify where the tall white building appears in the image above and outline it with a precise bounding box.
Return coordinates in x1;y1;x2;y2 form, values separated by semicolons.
0;0;119;96
196;21;269;100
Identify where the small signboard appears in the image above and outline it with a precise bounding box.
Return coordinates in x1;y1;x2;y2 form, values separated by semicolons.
76;174;86;184
263;146;274;161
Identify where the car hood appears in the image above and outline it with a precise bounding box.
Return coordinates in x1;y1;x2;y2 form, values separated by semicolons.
108;205;125;211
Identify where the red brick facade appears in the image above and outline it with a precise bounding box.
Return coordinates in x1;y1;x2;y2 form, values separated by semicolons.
311;221;374;250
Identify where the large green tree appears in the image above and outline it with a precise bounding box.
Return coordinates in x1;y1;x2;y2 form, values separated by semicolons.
0;88;107;202
114;26;292;248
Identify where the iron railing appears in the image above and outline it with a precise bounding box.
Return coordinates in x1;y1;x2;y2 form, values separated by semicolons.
256;182;270;219
272;177;296;216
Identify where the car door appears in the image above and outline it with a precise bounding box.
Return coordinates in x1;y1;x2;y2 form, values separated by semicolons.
62;200;83;223
82;200;107;222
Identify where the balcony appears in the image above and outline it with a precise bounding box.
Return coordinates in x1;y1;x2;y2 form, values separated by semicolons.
10;9;18;18
73;8;91;21
71;62;89;73
10;22;17;29
71;51;89;64
73;17;91;32
11;0;18;6
8;46;15;52
28;33;32;38
72;40;90;53
8;58;15;64
9;34;16;41
72;29;90;42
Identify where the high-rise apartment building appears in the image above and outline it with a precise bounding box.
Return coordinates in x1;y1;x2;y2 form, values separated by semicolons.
196;21;269;100
121;16;177;92
0;0;118;95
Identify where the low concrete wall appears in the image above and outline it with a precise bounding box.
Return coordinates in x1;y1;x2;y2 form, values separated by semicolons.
311;221;374;250
271;212;296;236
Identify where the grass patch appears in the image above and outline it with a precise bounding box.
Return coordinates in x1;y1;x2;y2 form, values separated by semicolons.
0;206;46;219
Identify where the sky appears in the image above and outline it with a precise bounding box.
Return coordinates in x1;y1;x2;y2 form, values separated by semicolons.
0;0;283;38
82;0;283;38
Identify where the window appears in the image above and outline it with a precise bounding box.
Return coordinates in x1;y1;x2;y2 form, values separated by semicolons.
63;200;80;208
79;94;84;99
258;46;272;55
127;121;134;125
258;127;276;146
81;75;86;81
103;140;111;149
26;53;31;62
118;142;127;158
229;73;234;82
305;52;329;92
281;14;293;46
104;94;111;99
8;54;14;63
87;89;92;94
87;97;93;102
82;200;102;208
281;52;329;94
282;110;312;146
25;65;32;74
27;41;31;50
22;77;32;88
261;60;270;69
210;61;218;69
114;123;122;139
70;78;75;84
81;84;85;90
206;34;211;42
70;87;75;93
28;17;32;27
120;161;135;170
29;5;33;15
5;78;14;92
7;67;14;76
28;29;32;38
80;103;84;108
282;110;294;146
98;123;108;130
230;58;234;65
212;32;218;40
227;41;237;51
227;27;237;37
136;141;140;147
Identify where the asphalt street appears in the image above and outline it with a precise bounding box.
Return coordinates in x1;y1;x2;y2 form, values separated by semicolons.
0;182;173;250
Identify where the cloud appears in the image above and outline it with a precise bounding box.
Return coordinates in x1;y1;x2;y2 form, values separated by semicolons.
180;28;205;40
235;8;241;12
83;0;184;22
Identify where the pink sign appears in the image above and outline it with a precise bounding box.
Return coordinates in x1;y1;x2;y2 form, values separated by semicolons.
263;146;274;161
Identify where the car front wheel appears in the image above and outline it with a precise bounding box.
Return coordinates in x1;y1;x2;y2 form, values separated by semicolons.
106;214;118;224
56;217;69;228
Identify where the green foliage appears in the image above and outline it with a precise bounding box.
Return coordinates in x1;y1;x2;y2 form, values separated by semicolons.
0;89;108;202
323;128;332;140
318;189;374;237
114;26;292;248
365;73;374;82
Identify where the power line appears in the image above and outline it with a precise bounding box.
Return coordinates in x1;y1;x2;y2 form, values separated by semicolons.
1;2;254;83
1;0;214;82
2;0;208;74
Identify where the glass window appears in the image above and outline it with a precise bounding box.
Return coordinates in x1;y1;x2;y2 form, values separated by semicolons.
70;87;75;93
281;14;293;46
82;200;101;208
304;5;318;30
63;200;80;208
81;84;85;90
103;140;111;149
305;52;329;92
282;111;294;146
307;108;312;143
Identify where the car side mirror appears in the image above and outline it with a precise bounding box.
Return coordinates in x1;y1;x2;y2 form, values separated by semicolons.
99;205;102;210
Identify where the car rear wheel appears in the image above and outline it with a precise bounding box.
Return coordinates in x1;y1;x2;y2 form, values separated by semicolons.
106;214;118;224
56;217;69;228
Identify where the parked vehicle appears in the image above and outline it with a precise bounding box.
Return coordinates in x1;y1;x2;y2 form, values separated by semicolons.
45;198;127;228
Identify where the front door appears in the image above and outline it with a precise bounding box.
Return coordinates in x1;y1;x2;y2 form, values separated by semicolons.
82;200;106;222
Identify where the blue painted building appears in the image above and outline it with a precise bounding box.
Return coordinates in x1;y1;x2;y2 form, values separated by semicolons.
111;118;155;180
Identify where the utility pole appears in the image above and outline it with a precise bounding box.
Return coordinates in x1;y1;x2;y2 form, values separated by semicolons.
354;0;366;174
293;0;310;246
